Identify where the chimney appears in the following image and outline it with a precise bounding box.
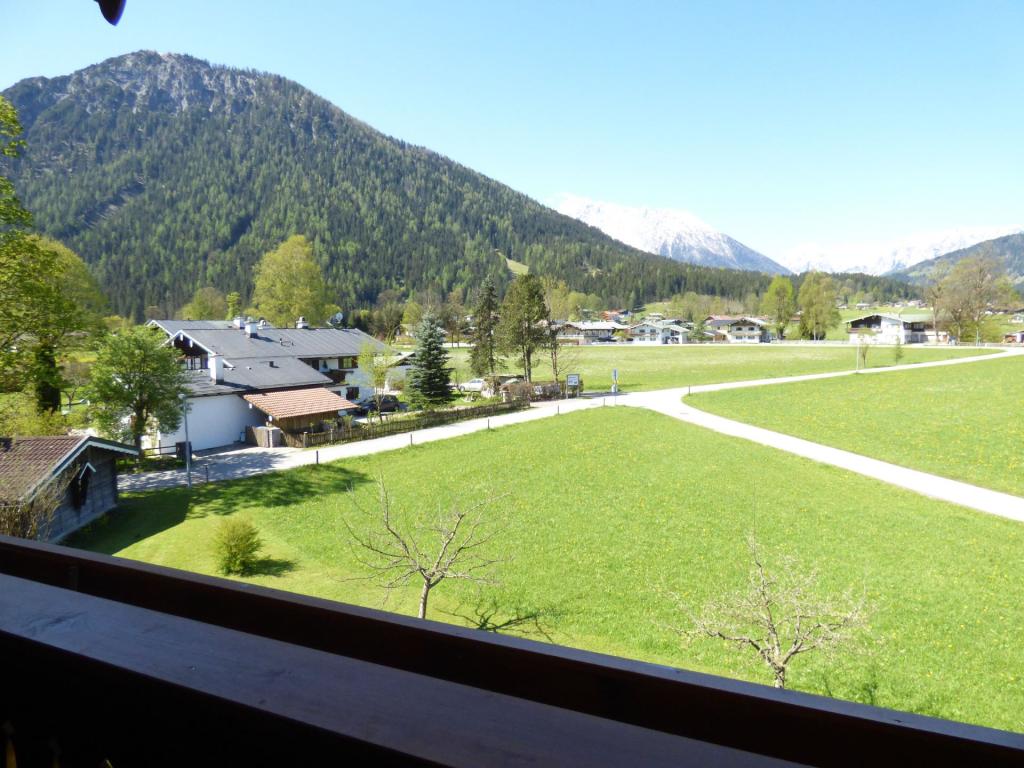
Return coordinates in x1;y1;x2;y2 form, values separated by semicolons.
209;354;224;383
245;322;256;338
233;316;244;329
296;316;309;330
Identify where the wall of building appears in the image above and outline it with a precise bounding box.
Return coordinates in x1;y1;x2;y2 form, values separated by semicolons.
157;395;265;452
48;448;120;541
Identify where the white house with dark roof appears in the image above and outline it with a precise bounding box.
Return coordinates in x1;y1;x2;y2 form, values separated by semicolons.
846;313;937;344
705;316;770;343
556;321;628;345
148;317;396;451
628;320;690;345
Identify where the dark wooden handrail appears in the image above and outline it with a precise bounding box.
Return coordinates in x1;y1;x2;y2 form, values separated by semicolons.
0;535;1022;766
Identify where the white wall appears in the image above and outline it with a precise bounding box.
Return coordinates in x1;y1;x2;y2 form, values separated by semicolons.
157;395;265;451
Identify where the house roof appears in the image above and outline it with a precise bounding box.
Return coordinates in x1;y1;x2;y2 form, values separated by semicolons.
561;321;627;332
0;435;137;502
848;312;933;326
706;316;766;328
184;358;331;397
150;319;245;333
242;388;358;420
157;321;384;361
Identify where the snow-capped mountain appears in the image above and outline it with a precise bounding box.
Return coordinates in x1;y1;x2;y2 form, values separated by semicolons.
779;226;1024;276
556;195;790;275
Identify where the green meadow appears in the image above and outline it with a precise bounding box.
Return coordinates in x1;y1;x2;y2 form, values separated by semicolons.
444;343;990;392
72;408;1024;732
689;353;1024;497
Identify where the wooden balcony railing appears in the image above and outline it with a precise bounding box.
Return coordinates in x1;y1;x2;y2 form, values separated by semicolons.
0;534;1022;766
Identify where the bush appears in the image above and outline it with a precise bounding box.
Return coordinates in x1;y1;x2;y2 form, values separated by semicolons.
213;517;263;575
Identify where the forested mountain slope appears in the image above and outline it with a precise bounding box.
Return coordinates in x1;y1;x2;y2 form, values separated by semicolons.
890;232;1024;287
4;51;792;319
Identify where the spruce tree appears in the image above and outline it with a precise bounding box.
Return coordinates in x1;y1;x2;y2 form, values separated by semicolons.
408;314;454;409
469;278;502;378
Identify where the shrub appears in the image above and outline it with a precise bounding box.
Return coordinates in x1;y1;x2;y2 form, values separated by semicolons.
213;517;263;575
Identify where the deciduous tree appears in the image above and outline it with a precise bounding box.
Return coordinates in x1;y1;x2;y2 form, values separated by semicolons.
357;341;392;422
88;327;190;452
671;536;867;689
938;255;1017;344
798;272;841;340
179;286;228;320
496;274;548;382
761;276;796;339
252;235;339;326
345;478;505;619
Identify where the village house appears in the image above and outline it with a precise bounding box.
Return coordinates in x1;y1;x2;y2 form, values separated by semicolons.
556;320;628;345
705;316;771;343
0;435;137;540
846;312;942;344
149;317;397;451
628;319;690;344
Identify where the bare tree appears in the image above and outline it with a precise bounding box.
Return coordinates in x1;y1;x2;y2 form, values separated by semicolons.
344;478;505;619
671;536;866;689
0;473;69;540
356;341;392;424
546;322;580;394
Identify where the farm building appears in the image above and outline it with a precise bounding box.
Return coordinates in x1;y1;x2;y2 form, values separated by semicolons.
0;435;137;540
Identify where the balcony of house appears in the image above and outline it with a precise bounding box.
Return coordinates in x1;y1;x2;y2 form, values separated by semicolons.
1;535;1022;766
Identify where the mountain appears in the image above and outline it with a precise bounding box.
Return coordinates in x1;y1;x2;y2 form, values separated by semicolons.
779;226;1023;276
557;196;789;275
2;51;780;319
889;232;1024;286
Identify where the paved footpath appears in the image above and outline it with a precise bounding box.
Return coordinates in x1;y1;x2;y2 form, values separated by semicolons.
121;348;1024;523
624;347;1024;523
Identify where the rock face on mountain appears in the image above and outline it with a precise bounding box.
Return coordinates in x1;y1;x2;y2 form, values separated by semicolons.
2;52;777;318
558;196;789;275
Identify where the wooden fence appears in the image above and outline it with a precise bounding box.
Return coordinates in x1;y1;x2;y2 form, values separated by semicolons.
291;401;528;449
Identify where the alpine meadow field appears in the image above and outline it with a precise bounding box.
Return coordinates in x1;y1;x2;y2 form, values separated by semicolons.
71;407;1024;732
688;353;1024;496
443;342;992;392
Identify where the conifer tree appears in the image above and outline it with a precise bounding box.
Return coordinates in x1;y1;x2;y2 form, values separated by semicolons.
469;278;502;378
408;314;454;409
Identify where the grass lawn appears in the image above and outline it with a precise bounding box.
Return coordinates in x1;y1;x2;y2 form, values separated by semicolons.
445;343;992;392
688;353;1024;497
71;408;1024;732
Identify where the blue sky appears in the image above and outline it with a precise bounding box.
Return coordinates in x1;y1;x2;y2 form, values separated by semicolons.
3;1;1022;258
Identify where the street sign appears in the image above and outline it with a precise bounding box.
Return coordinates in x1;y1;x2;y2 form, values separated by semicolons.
566;373;580;387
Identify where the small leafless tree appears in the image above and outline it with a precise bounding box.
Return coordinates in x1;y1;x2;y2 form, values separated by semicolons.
0;474;69;540
546;323;580;394
671;536;867;689
344;478;506;619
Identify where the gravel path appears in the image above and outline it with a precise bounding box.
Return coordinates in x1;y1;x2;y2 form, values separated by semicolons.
120;347;1024;522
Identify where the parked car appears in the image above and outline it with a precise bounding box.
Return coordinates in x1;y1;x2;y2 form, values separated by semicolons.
357;394;405;415
458;378;487;393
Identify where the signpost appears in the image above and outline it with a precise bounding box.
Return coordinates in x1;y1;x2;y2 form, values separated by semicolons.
612;368;618;404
